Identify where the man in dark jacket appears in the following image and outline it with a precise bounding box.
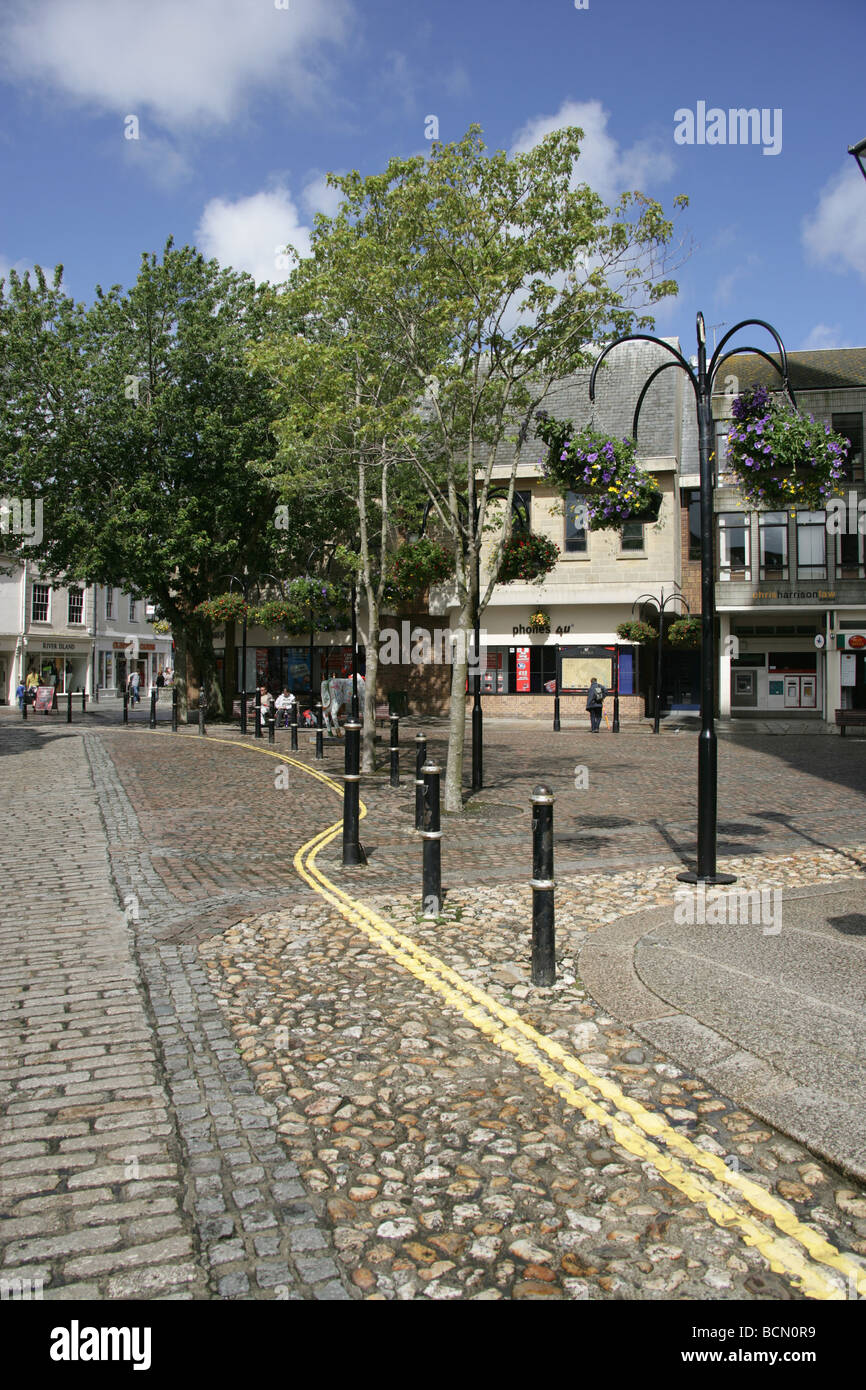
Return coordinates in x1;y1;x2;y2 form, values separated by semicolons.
586;677;606;732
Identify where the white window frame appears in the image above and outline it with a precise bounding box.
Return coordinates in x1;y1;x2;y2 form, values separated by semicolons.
67;588;84;625
31;583;51;623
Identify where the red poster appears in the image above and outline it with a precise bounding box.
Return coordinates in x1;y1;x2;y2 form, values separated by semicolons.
33;686;55;711
516;647;531;693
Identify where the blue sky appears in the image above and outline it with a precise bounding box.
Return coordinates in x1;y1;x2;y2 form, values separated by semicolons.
1;0;864;357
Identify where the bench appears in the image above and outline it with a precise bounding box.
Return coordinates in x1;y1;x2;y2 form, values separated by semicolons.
835;709;866;736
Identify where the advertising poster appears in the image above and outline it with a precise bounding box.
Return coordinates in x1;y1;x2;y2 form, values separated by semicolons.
515;646;530;692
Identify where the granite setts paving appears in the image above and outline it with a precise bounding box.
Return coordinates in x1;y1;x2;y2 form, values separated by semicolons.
2;719;865;1300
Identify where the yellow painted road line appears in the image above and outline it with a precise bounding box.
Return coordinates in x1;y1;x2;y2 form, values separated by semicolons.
141;733;865;1299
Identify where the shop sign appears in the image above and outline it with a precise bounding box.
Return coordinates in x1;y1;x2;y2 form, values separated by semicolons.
139;643;155;651
849;634;866;650
33;686;54;710
750;588;836;601
36;641;78;651
113;641;132;649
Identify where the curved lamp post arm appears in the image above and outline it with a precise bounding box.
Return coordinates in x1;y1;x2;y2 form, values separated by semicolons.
631;359;681;442
710;345;798;410
709;319;790;394
590;334;698;407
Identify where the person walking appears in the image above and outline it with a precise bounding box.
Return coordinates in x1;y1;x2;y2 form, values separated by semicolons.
15;678;26;711
128;668;140;706
586;676;606;733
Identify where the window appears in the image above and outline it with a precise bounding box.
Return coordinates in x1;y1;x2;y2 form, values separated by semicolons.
832;413;864;484
621;521;645;553
564;492;587;554
67;588;84;624
145;600;157;621
837;530;865;579
512;490;532;532
128;595;137;622
759;512;788;579
105;587;114;620
718;513;750;579
796;511;826;579
507;644;558;693
714;422;730;477
684;489;701;560
31;583;50;622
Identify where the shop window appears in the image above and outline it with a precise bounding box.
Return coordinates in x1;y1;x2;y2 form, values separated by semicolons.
718;513;750;580
507;645;557;693
105;587;114;620
620;521;644;553
759;512;788;579
796;511;826;580
832;413;864;484
564;493;587;554
31;584;50;622
68;588;84;625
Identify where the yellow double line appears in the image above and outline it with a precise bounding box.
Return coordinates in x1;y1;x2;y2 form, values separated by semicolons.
191;737;866;1300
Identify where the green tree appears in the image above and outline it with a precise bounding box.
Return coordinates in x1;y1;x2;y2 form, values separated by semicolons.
319;126;687;809
1;242;305;712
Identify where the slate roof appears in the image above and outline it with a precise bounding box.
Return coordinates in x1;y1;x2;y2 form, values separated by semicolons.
714;348;866;393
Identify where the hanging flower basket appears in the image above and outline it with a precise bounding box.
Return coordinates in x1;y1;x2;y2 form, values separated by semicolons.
667;615;702;648
254;579;349;632
527;609;550;633
615;619;658;645
497;532;560;584
726;386;849;510
536;416;663;531
384;538;453;604
195;593;250;624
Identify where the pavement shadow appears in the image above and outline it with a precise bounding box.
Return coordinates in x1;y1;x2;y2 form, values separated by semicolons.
753;809;866;873
827;912;866;936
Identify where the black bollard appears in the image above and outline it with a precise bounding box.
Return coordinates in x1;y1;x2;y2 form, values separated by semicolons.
122;688;128;725
420;759;442;917
530;783;556;986
149;688;157;729
81;690;86;715
553;665;561;733
254;689;263;739
290;698;298;752
342;720;366;867
315;703;324;761
171;685;178;733
21;690;27;720
267;696;276;744
389;713;400;788
240;688;247;736
198;691;207;737
67;690;73;724
414;732;427;831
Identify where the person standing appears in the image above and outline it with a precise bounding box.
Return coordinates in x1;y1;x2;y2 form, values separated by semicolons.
128;668;140;705
586;676;606;733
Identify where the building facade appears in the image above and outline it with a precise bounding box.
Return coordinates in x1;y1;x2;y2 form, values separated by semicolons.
0;560;173;703
711;349;866;721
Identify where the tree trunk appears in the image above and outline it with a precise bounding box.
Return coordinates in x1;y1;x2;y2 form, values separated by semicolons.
221;617;237;718
443;612;472;813
361;626;378;774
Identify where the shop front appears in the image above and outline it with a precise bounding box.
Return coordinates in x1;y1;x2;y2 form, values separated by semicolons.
25;639;92;695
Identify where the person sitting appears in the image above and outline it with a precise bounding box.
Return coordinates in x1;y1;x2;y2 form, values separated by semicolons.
275;687;295;728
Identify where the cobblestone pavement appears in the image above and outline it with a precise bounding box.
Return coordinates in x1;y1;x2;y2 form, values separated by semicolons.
2;719;865;1301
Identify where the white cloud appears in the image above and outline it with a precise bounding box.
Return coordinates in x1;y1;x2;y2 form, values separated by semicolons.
803;163;866;283
301;173;345;220
798;323;854;351
1;0;353;128
196;187;312;284
121;134;192;192
511;99;675;205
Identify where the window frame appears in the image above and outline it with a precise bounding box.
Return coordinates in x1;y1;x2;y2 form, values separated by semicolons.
564;492;588;555
795;510;827;581
758;511;789;580
31;583;51;623
67;587;84;625
718;512;751;581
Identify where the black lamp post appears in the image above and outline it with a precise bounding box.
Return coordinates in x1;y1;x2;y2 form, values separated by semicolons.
588;311;794;884
848;138;866;183
632;584;689;735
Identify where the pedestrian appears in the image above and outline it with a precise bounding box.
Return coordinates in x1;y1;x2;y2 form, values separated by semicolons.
156;669;165;688
128;669;140;705
586;676;606;733
15;678;26;710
